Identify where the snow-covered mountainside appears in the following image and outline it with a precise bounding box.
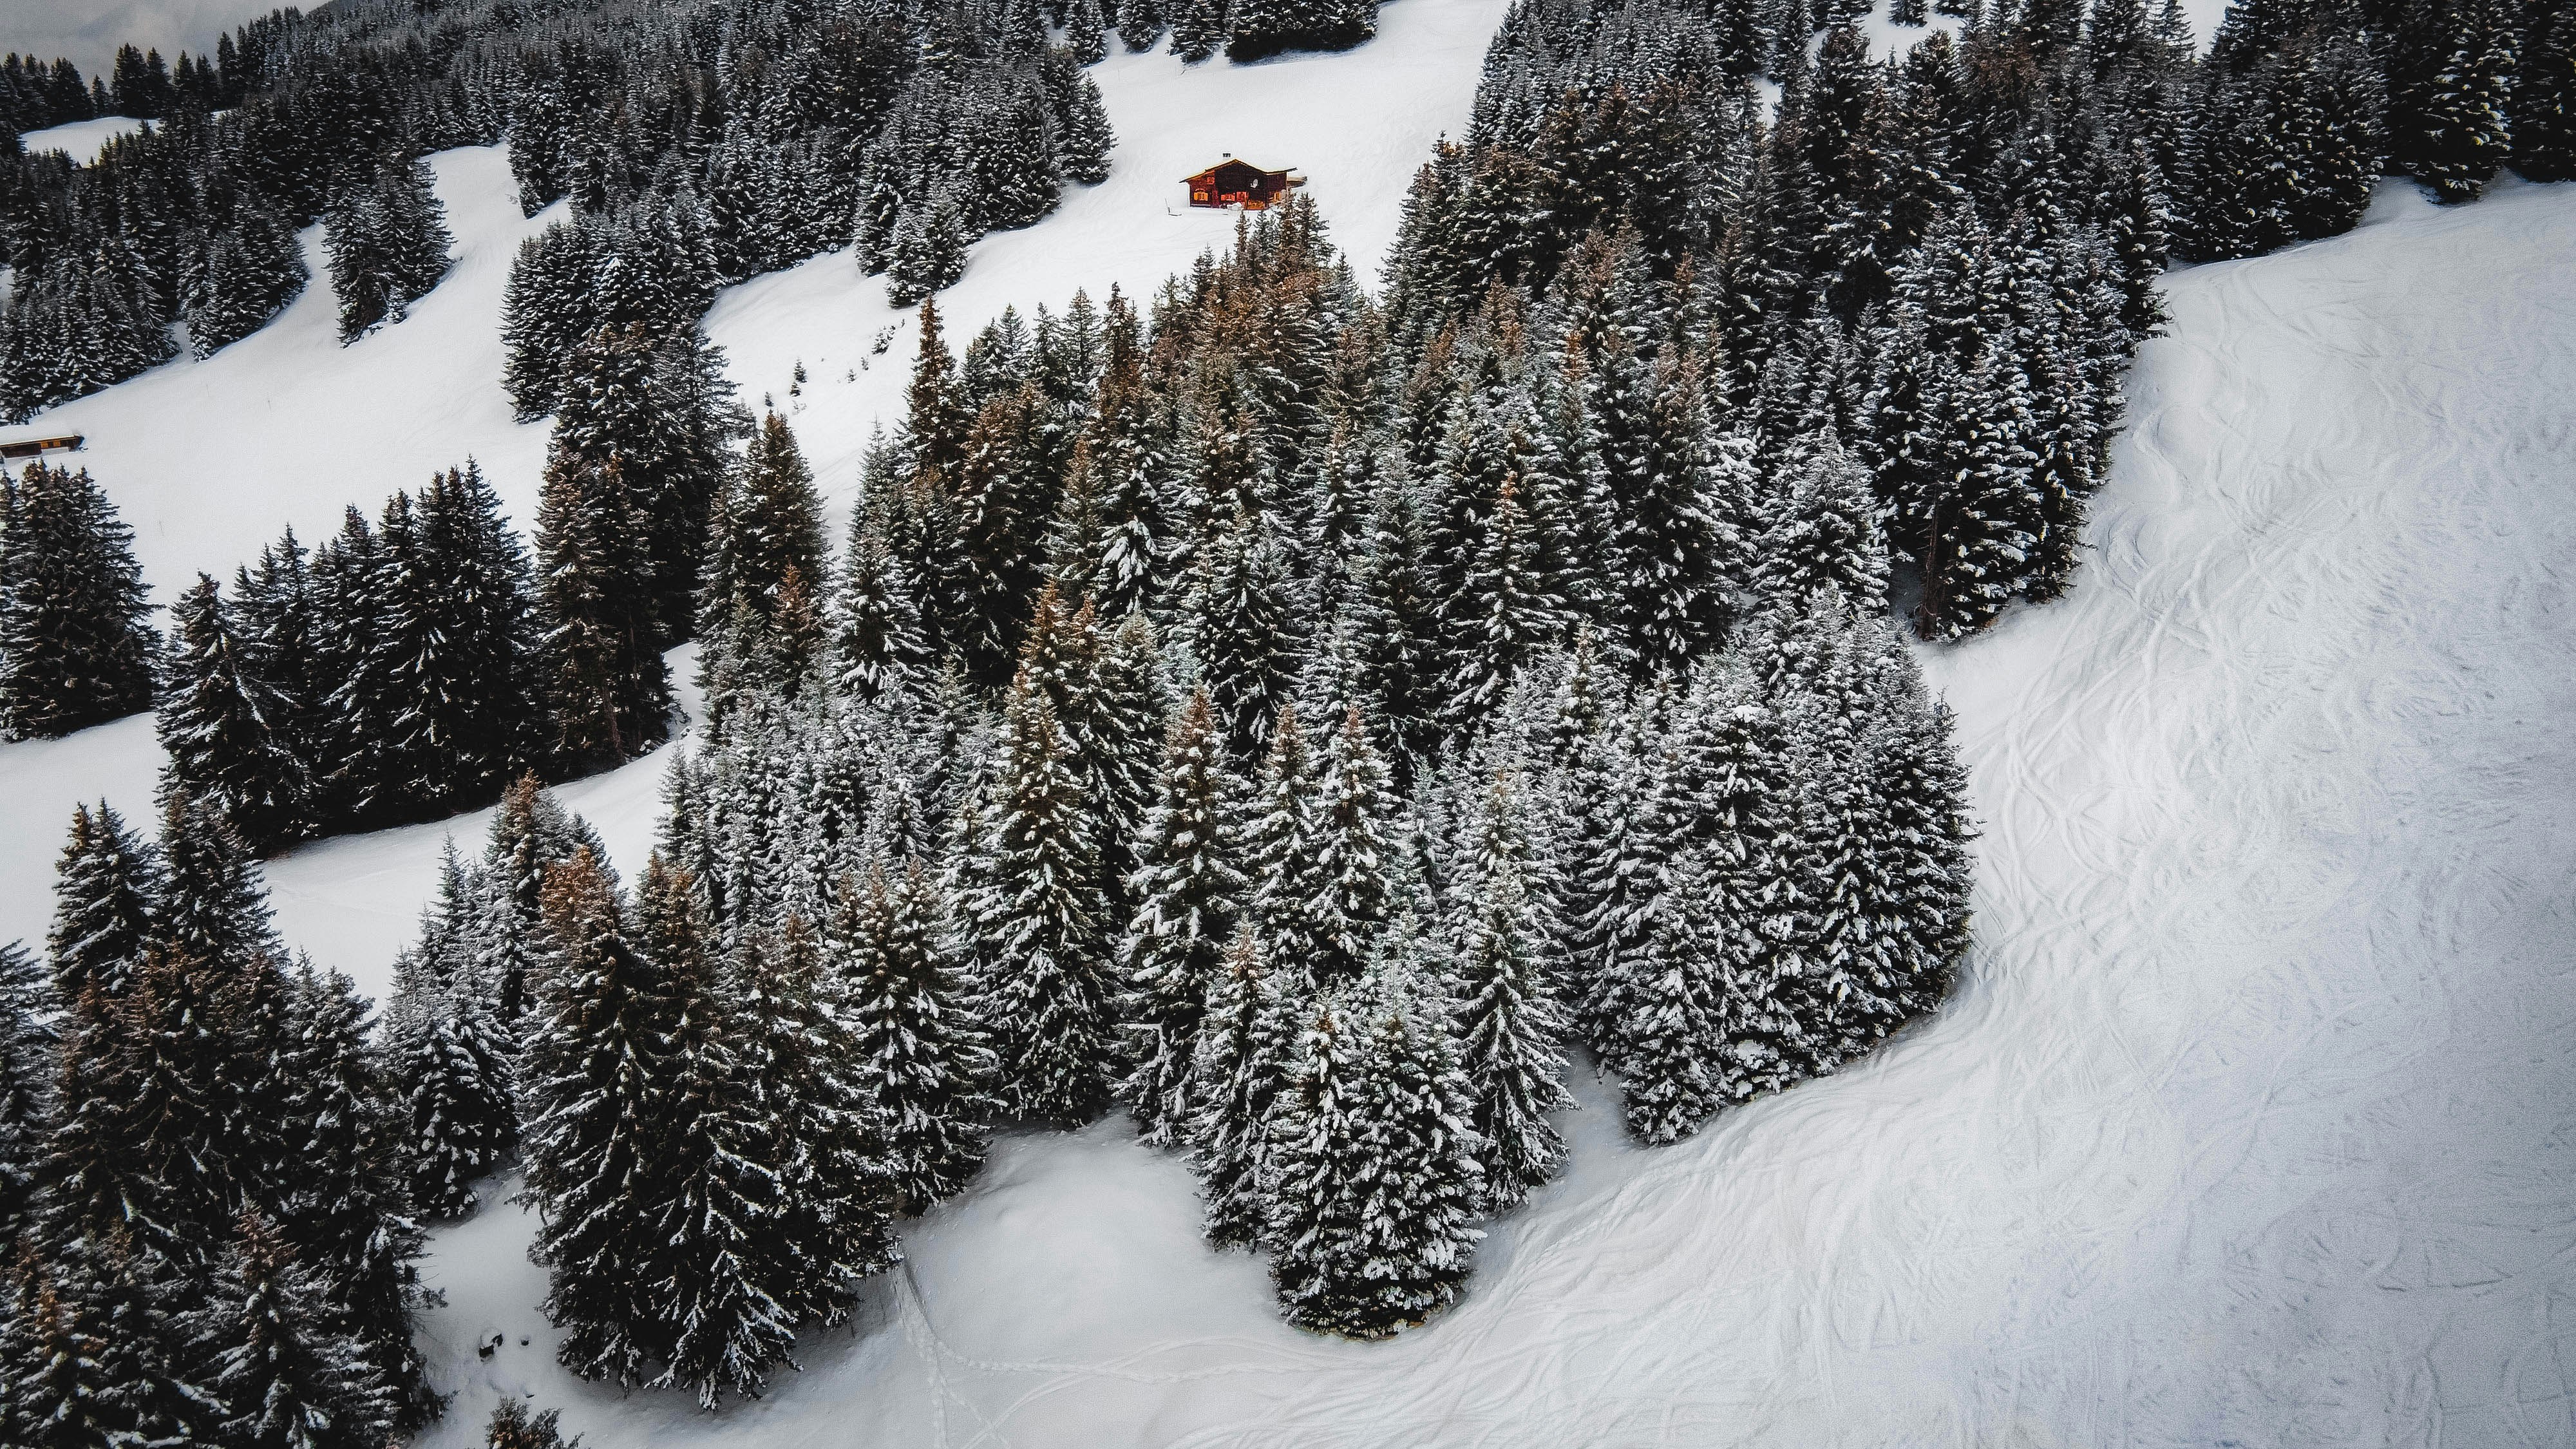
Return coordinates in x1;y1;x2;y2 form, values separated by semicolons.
4;0;2569;1441
0;0;1504;981
394;178;2574;1446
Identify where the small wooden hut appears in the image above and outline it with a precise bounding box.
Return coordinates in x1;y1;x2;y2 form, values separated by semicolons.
1182;158;1305;211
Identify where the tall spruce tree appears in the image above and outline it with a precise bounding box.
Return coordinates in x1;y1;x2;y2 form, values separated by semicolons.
1117;688;1248;1145
522;848;676;1388
0;464;157;739
832;858;992;1213
971;675;1114;1124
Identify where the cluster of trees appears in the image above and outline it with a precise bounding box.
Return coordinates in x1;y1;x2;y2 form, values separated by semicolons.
0;464;158;741
3;0;1123;421
159;305;753;851
325;156;457;343
3;44;241;138
0;790;435;1447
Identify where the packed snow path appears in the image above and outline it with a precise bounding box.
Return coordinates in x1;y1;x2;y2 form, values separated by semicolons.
400;183;2576;1446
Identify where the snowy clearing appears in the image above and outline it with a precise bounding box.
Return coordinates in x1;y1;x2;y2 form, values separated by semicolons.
14;115;148;166
397;180;2576;1446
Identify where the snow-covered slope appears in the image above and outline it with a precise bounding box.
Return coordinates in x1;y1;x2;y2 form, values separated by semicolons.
15;115;149;165
5;3;2570;1439
705;0;1504;529
29;145;560;602
399;180;2576;1447
0;0;1514;986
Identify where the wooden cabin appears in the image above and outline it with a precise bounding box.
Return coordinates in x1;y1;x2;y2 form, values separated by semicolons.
0;430;82;464
1183;158;1305;211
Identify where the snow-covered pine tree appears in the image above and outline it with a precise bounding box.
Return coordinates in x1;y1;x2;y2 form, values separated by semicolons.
1913;343;2044;638
0;464;157;739
327;155;454;342
699;412;830;723
184;210;306;357
158;575;309;851
1059;70;1116;185
1227;0;1377;62
486;1397;579;1449
1186;926;1296;1246
833;502;933;703
971;674;1114;1124
1117;687;1249;1144
1262;929;1482;1337
1169;0;1230;62
187;1208;399;1449
1750;431;1891;613
833;858;993;1213
385;846;516;1219
2389;0;2517;204
1449;781;1573;1208
2519;1;2576;181
0;941;52;1253
4;1229;214;1449
274;963;434;1426
46;800;162;1003
1238;704;1335;990
480;774;608;1027
535;446;672;766
1187;506;1304;760
885;186;970;306
645;907;795;1410
1309;705;1401;988
1119;0;1168;51
522;848;675;1388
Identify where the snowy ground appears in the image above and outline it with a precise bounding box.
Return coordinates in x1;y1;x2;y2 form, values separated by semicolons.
3;3;2570;1442
15;115;149;165
387;176;2576;1449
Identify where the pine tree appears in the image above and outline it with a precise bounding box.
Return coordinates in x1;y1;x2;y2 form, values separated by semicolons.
1186;927;1295;1246
485;1397;580;1449
1186;507;1303;760
188;1209;398;1449
274;965;433;1426
2519;1;2576;181
536;448;671;765
643;909;795;1410
1060;72;1116;185
0;942;53;1253
1750;432;1890;612
1121;0;1169;51
5;1234;216;1449
1117;688;1248;1144
158;573;308;848
522;849;674;1388
1263;938;1482;1338
0;464;157;739
327;156;455;343
833;858;993;1213
46;800;161;1002
1450;792;1572;1209
1170;0;1231;62
2391;0;2517;204
384;848;516;1220
1309;705;1399;988
972;676;1114;1124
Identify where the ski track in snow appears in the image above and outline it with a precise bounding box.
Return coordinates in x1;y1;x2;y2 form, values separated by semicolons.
0;2;2568;1439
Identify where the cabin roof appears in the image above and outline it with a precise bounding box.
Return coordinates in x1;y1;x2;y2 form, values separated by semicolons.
1181;158;1291;183
0;426;82;450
